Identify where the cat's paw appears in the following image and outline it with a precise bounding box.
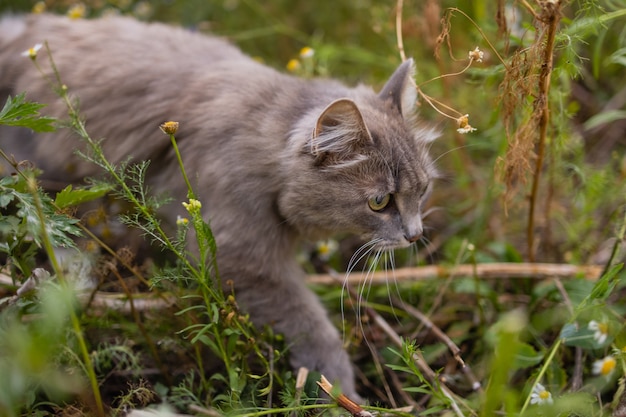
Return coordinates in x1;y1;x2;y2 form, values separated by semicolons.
289;335;362;402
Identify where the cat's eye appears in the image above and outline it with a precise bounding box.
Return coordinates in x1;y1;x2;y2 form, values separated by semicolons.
368;194;391;211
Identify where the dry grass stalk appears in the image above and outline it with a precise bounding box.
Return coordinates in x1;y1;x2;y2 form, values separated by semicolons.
317;375;373;417
308;262;602;285
496;1;565;260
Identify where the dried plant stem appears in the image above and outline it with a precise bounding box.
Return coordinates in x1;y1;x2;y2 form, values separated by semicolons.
527;2;562;261
445;8;507;66
317;376;373;417
393;296;482;393
309;262;602;285
395;0;406;61
1;262;602;312
369;310;466;417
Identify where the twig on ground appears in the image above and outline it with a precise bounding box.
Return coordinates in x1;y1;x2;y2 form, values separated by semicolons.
308;263;602;286
0;263;603;314
393;296;482;393
367;343;399;408
290;367;309;417
317;375;373;417
369;310;466;417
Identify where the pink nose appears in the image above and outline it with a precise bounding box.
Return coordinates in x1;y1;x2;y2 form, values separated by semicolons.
405;233;422;243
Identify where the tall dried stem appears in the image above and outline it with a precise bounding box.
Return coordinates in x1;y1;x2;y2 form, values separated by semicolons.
527;2;562;261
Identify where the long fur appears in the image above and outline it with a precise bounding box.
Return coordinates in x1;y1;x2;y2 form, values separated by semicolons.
0;14;437;399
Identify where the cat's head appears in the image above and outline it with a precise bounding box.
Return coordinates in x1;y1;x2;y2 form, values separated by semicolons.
280;59;438;249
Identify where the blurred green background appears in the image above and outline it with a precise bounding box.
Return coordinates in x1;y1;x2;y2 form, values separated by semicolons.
1;0;625;265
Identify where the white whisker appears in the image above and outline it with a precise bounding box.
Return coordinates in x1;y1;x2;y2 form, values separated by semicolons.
431;144;473;165
341;238;383;340
422;205;443;219
355;247;384;342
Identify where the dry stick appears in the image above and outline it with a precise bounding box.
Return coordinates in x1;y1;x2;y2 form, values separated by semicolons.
395;0;406;61
365;343;399;408
308;262;602;286
376;355;420;409
317;375;374;417
393;296;483;393
1;263;601;313
369;308;466;417
527;2;562;262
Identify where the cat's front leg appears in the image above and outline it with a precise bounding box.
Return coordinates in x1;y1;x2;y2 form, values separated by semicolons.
229;261;360;401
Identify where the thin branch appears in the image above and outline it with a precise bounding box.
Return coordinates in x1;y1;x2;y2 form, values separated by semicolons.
527;1;562;261
395;0;406;61
308;263;602;286
1;262;602;314
317;376;373;417
369;309;466;417
393;296;483;393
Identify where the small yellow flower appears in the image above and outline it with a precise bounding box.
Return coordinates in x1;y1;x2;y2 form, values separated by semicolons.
299;46;315;59
456;114;477;134
588;320;609;345
159;121;179;135
592;355;617;378
286;59;301;72
469;46;484;63
182;199;202;213
530;383;553;405
32;1;46;14
21;43;42;59
67;3;86;19
176;215;189;226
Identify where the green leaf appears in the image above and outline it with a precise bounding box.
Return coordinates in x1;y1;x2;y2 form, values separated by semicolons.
583;110;626;130
0;93;56;132
560;323;596;349
54;183;113;209
609;47;626;67
403;385;431;395
513;343;545;370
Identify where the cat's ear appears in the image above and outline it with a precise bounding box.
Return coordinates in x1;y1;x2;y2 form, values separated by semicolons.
309;99;372;166
378;58;417;120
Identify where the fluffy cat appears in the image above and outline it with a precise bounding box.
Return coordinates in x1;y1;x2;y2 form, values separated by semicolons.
0;14;437;399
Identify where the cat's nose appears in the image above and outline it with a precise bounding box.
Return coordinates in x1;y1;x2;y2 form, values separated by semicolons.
404;232;422;243
404;217;423;243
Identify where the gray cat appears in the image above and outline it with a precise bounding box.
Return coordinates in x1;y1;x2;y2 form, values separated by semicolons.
0;14;437;399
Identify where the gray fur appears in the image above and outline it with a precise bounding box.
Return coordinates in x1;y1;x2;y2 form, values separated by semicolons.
0;14;437;399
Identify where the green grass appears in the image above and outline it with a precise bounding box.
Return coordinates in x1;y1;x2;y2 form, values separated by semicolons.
1;0;626;416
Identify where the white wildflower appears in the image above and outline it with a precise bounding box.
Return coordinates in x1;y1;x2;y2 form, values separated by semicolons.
21;43;42;59
592;355;617;378
456;114;477;134
588;319;609;345
468;46;484;63
530;383;553;405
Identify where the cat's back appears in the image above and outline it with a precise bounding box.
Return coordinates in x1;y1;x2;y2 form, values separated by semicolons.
0;14;287;181
0;13;245;69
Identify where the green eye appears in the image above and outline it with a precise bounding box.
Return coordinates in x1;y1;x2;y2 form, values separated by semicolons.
368;194;391;211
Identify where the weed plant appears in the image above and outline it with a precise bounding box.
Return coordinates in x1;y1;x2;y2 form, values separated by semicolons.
0;1;625;416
